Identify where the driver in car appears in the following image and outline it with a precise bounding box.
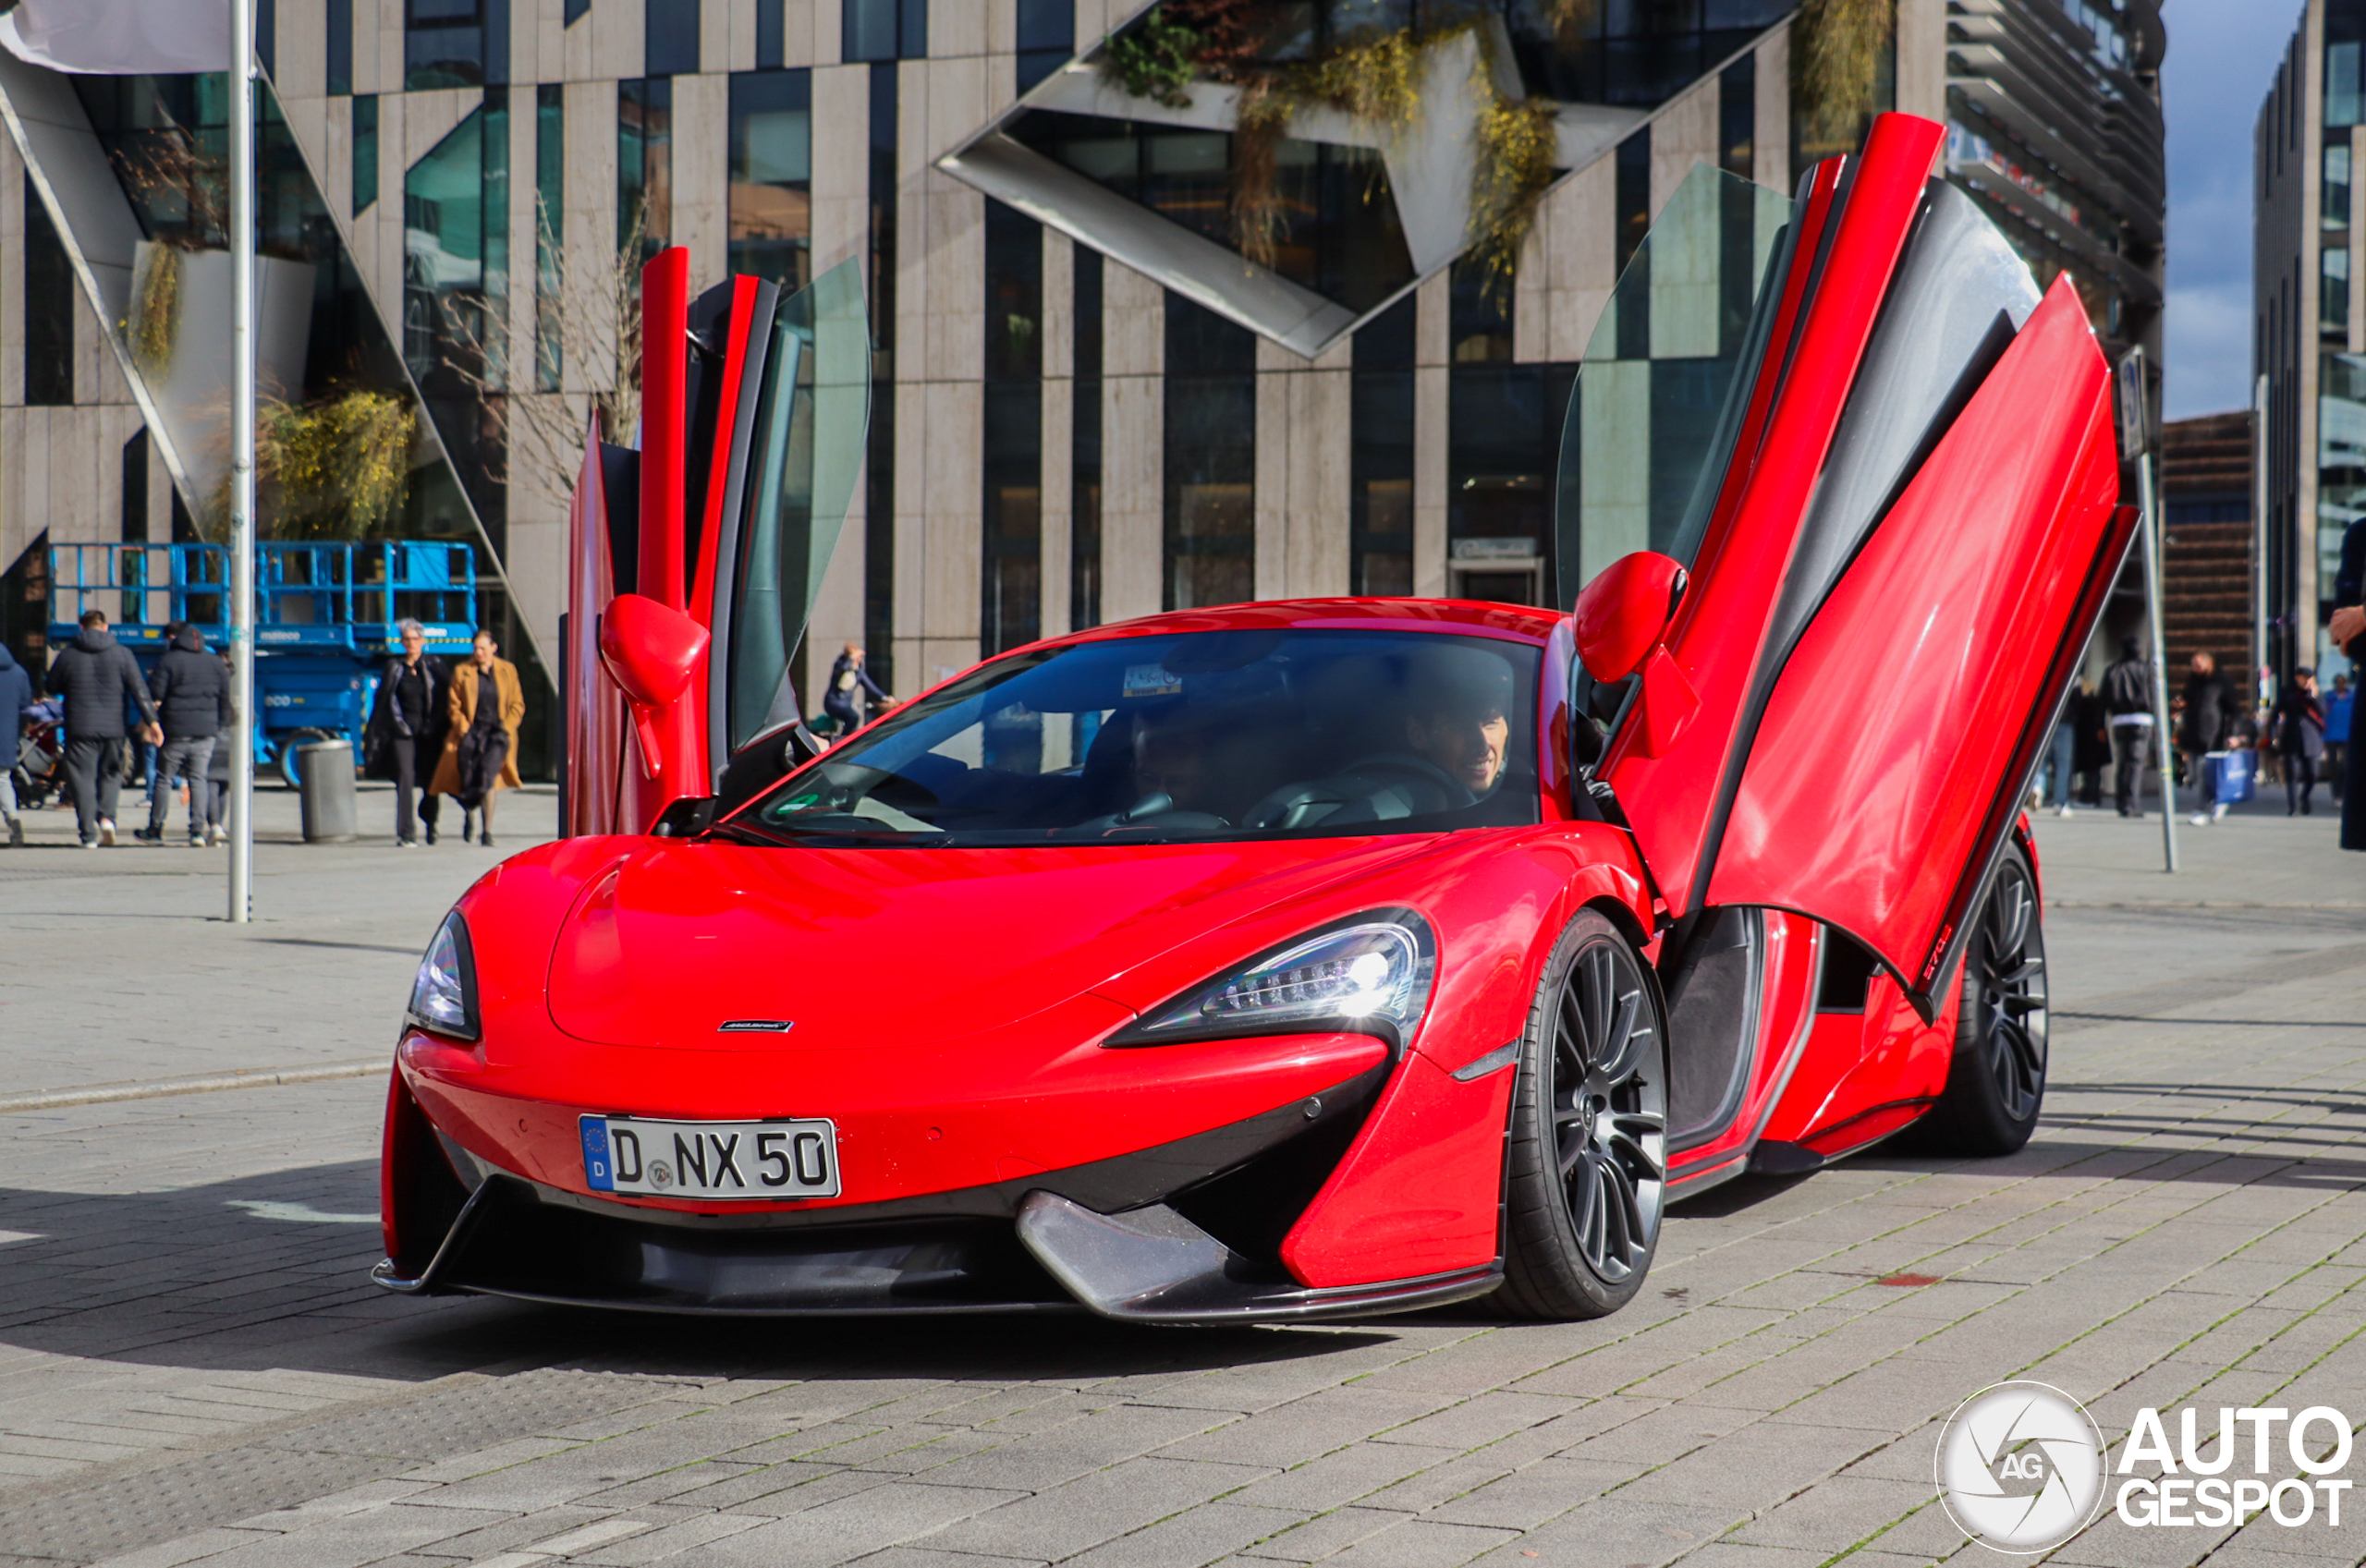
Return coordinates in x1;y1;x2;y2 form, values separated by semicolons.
1402;646;1516;796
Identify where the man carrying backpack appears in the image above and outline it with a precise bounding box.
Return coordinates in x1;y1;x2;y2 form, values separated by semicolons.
2102;634;2154;818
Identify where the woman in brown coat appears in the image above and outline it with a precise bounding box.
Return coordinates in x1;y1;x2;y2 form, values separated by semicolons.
430;627;526;846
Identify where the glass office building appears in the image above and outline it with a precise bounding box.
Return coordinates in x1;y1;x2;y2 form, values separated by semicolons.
0;0;2165;742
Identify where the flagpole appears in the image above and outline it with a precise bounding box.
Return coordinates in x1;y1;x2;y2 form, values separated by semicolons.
227;0;254;923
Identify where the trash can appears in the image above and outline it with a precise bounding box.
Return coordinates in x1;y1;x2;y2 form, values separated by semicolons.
296;739;359;843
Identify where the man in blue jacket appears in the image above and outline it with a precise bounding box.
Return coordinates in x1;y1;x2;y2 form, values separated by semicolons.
46;609;161;847
0;641;33;846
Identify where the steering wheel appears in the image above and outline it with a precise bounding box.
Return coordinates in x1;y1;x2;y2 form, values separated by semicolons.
1335;752;1477;812
1244;753;1475;831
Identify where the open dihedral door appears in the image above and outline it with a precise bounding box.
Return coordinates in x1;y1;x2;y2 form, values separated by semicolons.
1560;113;2133;1018
564;252;871;836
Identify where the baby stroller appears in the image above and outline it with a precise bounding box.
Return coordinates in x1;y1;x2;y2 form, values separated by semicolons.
13;698;64;809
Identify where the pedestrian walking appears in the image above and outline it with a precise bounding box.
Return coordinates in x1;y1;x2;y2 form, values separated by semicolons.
2042;701;2078;815
2329;674;2352;803
135;624;229;845
2179;651;2237;825
429;626;525;848
363;619;450;847
45;609;160;847
2102;634;2153;817
2331;513;2366;849
2273;667;2328;816
2069;679;2111;804
822;641;890;737
0;640;33;846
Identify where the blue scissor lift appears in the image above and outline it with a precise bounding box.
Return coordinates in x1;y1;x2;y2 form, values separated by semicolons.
47;541;479;784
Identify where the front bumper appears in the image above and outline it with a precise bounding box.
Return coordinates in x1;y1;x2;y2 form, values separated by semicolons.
375;1057;1501;1323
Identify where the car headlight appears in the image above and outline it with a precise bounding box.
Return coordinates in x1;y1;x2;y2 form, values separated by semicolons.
407;912;480;1041
1114;911;1436;1050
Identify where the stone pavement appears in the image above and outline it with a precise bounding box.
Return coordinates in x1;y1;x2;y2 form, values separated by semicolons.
0;805;2361;1567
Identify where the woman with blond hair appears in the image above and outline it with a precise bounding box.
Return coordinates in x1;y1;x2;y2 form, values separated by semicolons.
430;626;525;846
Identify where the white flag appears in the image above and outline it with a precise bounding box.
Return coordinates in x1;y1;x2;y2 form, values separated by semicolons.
0;0;230;75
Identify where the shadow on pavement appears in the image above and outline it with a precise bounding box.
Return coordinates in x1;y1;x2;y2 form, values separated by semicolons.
0;1160;1396;1385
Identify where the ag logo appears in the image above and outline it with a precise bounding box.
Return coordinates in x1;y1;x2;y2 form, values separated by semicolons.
1936;1381;2106;1552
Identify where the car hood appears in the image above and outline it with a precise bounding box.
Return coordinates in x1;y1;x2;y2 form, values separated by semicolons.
545;835;1445;1049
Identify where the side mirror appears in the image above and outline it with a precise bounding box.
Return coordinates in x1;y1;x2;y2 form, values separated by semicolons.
1573;552;1687;683
1571;552;1699;757
598;593;710;776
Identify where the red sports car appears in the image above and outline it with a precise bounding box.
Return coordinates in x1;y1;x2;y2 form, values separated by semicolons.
377;114;2131;1323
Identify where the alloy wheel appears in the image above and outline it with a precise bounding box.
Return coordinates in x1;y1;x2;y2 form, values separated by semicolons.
1548;940;1667;1283
1972;857;2048;1124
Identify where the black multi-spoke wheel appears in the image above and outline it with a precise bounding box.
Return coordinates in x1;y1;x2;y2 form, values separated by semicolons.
1495;911;1669;1320
1921;841;2048;1155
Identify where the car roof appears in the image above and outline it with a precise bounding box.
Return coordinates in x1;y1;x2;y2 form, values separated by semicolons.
1031;597;1566;652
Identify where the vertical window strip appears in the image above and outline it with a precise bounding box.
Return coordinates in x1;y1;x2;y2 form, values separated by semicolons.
353;93;379;214
1719;56;1753;181
565;0;589;24
23;174;74;407
327;0;352;95
863;61;897;693
758;0;783;69
982;200;1043;657
726;68;812;290
483;86;510;390
1162;294;1254;611
618;77;672;257
1350;293;1415;597
535;84;563;393
1016;0;1074;93
1071;247;1102;631
645;0;701;78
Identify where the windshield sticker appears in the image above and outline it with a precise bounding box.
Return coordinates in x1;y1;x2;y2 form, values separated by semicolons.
1123;663;1183;698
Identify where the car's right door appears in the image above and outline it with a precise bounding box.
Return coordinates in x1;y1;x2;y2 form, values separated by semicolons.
1560;112;2132;1024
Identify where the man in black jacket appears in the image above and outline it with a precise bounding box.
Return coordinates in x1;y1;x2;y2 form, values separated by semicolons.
138;624;230;845
48;610;160;846
362;619;448;846
2102;634;2154;817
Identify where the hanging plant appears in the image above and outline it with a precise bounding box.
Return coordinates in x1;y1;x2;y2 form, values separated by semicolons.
1792;0;1894;147
1468;79;1558;299
1103;7;1567;306
1101;6;1202;108
1227;26;1439;269
209;388;418;541
125;243;181;373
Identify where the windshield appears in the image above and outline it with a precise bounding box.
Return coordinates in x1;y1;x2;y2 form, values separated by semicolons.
738;628;1543;846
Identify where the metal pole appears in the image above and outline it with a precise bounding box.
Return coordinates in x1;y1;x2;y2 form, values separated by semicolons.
227;0;255;923
2253;372;2270;707
2137;450;2178;871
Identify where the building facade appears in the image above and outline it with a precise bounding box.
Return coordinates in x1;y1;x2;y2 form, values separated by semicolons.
0;0;2165;754
2260;0;2366;684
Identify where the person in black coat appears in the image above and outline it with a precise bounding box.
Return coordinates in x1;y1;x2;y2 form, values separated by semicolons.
2177;651;2238;823
363;619;449;846
136;624;231;845
2332;516;2366;850
46;609;159;847
2274;667;2328;817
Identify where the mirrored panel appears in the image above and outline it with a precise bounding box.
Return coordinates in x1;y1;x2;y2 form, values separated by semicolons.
1552;164;1793;610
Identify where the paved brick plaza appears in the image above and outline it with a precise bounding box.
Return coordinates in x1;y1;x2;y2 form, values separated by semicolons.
1;787;2362;1567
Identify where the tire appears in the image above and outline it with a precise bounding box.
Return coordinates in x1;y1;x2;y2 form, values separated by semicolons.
1919;841;2048;1155
1494;909;1670;1320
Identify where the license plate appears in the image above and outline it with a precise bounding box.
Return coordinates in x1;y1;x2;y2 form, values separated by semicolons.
579;1115;839;1200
